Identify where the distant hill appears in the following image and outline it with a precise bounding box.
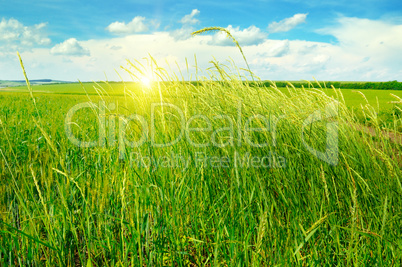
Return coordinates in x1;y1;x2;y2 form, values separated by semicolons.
0;79;71;88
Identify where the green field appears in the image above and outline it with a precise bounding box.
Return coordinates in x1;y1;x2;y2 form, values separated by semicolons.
4;81;402;109
4;81;402;130
1;58;402;266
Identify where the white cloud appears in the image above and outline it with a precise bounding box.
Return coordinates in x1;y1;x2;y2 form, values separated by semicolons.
170;9;201;41
180;9;200;25
268;13;308;33
209;25;268;46
319;17;402;54
106;16;149;34
6;16;402;82
256;40;290;57
50;38;90;56
317;17;402;73
0;18;50;53
110;45;122;51
170;27;194;41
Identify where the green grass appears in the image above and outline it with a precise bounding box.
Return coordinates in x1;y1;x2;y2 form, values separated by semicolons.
7;81;402;132
5;81;402;109
319;88;401;111
1;82;131;95
0;56;402;266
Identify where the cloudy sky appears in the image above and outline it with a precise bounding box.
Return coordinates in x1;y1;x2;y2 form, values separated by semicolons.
1;0;402;81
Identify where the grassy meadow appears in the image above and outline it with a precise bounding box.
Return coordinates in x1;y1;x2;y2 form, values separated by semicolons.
5;81;402;112
0;56;402;266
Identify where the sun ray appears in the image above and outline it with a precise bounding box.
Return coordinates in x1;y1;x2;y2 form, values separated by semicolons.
140;76;151;88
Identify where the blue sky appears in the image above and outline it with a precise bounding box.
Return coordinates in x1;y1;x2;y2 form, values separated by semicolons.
1;0;402;81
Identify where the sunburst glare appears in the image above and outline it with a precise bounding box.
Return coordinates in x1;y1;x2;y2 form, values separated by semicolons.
140;76;152;88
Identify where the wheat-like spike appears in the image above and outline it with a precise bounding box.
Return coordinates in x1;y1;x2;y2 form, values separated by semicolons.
388;93;402;104
256;211;268;258
192;27;254;81
352;90;369;104
17;52;42;123
320;165;330;204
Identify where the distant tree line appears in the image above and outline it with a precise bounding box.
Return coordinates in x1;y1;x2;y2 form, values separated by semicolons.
261;80;402;90
152;81;402;90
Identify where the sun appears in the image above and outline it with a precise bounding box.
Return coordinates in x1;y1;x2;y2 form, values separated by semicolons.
140;76;152;88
